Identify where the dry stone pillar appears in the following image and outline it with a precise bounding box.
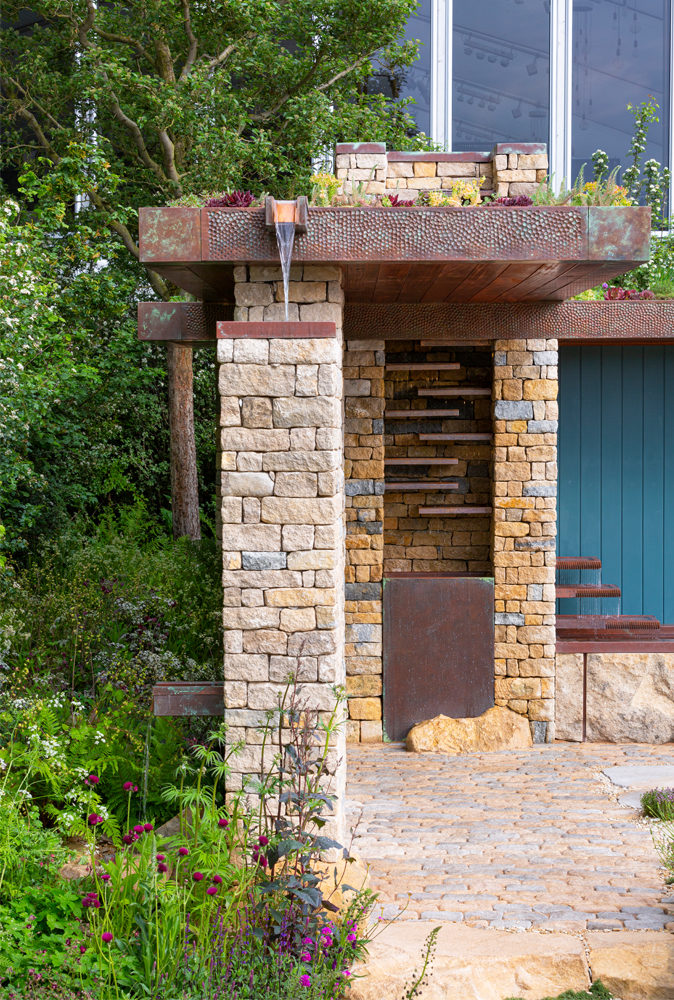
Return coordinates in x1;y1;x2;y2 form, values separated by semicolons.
492;338;558;740
217;265;346;835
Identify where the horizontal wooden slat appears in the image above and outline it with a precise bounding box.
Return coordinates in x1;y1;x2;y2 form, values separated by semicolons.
384;457;460;465
386;362;461;370
419;433;492;441
384;482;459;490
418;387;491;396
385;409;460;418
419;506;492;515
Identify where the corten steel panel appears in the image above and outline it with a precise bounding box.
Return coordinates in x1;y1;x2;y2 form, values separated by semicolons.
588;206;651;261
152;682;224;717
383;574;495;741
139;207;202;262
217;321;336;339
343;301;674;342
138;302;231;343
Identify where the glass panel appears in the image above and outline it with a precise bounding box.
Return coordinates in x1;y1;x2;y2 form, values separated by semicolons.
452;0;551;151
572;0;671;190
398;0;433;135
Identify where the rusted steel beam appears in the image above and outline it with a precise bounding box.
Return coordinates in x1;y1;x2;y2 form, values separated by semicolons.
217;321;336;339
137;302;231;344
343;301;674;342
152;682;224;717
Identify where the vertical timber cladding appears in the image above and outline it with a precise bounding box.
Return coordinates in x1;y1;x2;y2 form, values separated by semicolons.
218;265;346;833
492;338;558;740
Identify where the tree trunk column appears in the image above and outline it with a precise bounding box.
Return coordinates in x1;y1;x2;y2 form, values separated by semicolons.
217;265;346;834
492;338;558;741
167;342;201;540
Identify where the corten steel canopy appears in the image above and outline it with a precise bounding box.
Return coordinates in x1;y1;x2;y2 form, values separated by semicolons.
138;204;650;304
137;299;674;345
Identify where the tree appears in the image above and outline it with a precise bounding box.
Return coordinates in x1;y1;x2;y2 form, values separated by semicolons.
1;0;421;538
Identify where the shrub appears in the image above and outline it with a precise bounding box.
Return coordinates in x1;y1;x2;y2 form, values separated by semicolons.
642;787;674;821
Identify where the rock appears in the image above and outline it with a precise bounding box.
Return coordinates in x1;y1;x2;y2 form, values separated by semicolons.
59;861;91;880
586;652;674;742
406;706;532;755
347;923;589;1000
555;652;584;741
587;931;674;1000
312;856;370;925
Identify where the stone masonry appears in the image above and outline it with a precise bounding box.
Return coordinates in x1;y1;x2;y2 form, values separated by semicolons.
218;265;346;825
335;142;548;201
492;339;558;740
343;338;385;744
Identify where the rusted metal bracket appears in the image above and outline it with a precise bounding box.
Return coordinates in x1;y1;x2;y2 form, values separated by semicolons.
152;681;224;717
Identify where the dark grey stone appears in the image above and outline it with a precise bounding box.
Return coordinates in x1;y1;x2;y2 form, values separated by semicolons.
522;483;557;497
242;551;287;571
345;479;374;496
345;582;382;602
514;537;556;550
494;612;525;626
528;420;558;433
365;521;383;534
494;400;533;420
530;721;548;744
372;419;384;434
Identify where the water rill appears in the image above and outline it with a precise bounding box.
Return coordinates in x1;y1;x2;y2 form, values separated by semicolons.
274;202;296;321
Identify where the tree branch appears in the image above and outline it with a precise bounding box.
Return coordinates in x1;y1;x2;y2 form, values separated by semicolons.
179;0;199;81
205;32;255;73
92;26;153;66
145;266;170;300
158;130;182;190
315;54;372;93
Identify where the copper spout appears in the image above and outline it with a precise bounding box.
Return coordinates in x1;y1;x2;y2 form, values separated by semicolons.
273;200;296;223
265;196;308;233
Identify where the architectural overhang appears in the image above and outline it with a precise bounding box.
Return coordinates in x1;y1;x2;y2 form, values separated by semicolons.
138;204;650;304
138;299;674;345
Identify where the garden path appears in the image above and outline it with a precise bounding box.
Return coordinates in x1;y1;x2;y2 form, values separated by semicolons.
345;741;674;932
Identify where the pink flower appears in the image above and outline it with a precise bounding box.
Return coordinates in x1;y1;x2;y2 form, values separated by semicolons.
156;854;165;861
192;872;204;882
88;813;102;826
258;835;269;847
133;825;144;834
88;775;100;784
143;823;153;832
299;974;311;987
123;781;134;791
122;834;133;845
178;847;189;857
101;932;113;943
347;933;356;942
212;874;223;884
79;945;86;955
157;863;168;873
259;856;268;869
300;951;311;962
100;873;111;882
217;817;229;828
206;886;218;895
302;937;313;946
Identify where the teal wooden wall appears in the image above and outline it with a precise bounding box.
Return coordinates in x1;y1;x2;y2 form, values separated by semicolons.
558;345;674;623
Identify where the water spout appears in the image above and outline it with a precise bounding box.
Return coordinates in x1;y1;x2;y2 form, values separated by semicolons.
275;219;295;321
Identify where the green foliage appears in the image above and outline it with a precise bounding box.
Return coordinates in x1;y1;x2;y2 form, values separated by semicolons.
641;787;674;821
622;99;671;223
505;982;614;1000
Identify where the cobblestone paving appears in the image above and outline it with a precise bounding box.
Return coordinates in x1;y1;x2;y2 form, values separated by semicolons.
346;742;674;931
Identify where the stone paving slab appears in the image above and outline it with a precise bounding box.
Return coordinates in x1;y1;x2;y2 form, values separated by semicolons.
346;742;674;931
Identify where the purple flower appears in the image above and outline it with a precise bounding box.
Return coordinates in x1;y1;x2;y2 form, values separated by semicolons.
101;932;113;943
157;862;168;873
143;823;153;832
347;933;356;942
122;834;133;845
192;872;204;882
133;825;144;835
206;886;218;895
123;781;134;791
217;817;229;828
299;974;311;987
100;873;111;882
178;847;189;857
87;775;100;784
79;945;86;955
88;813;102;826
212;874;222;884
156;854;165;862
300;951;311;962
258;835;269;847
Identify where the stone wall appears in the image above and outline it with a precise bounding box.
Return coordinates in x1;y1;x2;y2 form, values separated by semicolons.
218;267;346;828
384;342;492;575
492;339;558;740
557;651;674;743
335;142;548;201
343;338;385;743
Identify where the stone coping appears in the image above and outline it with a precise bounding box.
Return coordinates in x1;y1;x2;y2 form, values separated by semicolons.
335;141;547;158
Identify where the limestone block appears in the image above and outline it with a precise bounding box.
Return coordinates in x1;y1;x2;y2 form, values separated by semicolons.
281;524;315;551
222;523;281;551
287;549;336;571
224;653;269;681
302;265;342;281
220;396;241;426
223;606;280;630
277;281;327;303
247;681;336;711
360;721;383;742
234;283;274;307
279;607;317;632
241;397;272;428
288;631;337;656
296;365;319;397
272;396;339;428
437;162;479;177
224;681;247;708
221;472;274;497
243;630;288;654
273;471;318;497
263;451;340;472
217;339;234;363
263;302;300;322
261;495;341;525
586;652;674;742
586;931;674;1000
265;587;335;607
349;697;381;720
221;428;290;452
221;497;243;523
232;339;269;364
299;302;343;325
523;379;558;400
406;706;533;754
249;265;301;282
218;363;295;398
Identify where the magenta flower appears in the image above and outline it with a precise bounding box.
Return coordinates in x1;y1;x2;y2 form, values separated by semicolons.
259;856;268;869
212;874;223;884
302;937;313;946
300;951;311;962
88;775;100;784
122;834;133;845
178;847;189;857
100;873;111;882
192;871;204;882
88;813;102;826
143;823;153;832
206;885;218;895
157;862;168;873
347;933;356;942
156;854;165;862
258;835;269;847
123;781;134;791
217;817;229;828
133;824;144;834
299;974;311;987
101;932;113;943
79;945;86;955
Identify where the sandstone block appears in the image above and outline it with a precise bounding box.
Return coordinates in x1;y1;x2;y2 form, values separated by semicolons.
295;364;318;397
349;697;382;720
273;471;318;497
221;428;290;452
437;162;478;176
287;549;336;571
265;587;335;607
222;523;280;551
221;471;274;497
523;379;558;400
360;720;383;742
263;451;340;472
223;607;280;630
219;363;295;399
299;302;343;325
587;931;674;1000
347;675;382;697
279;607;316;632
586;652;674;742
234;283;273;307
406;706;533;754
268;339;339;364
241;397;272;428
288;631;337;656
224;653;269;681
272;397;339;428
278;281;327;303
261;495;341;525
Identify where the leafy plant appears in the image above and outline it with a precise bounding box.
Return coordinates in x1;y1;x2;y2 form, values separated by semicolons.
310;174;340;207
205;191;256;208
489;195;533;207
642;787;674;821
505;983;614;1000
622;99;671;223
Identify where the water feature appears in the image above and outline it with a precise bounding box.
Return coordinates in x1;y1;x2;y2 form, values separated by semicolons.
274;219;295;320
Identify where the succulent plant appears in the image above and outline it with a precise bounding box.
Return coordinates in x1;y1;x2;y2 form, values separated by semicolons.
489;195;534;207
205;190;255;208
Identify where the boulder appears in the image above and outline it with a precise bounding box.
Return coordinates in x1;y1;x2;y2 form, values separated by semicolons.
312;856;370;925
587;931;674;1000
406;706;532;755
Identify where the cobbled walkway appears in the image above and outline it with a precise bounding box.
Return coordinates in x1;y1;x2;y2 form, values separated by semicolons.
346;742;674;932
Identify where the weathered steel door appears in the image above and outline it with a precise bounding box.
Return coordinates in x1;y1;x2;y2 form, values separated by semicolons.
383;573;494;741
